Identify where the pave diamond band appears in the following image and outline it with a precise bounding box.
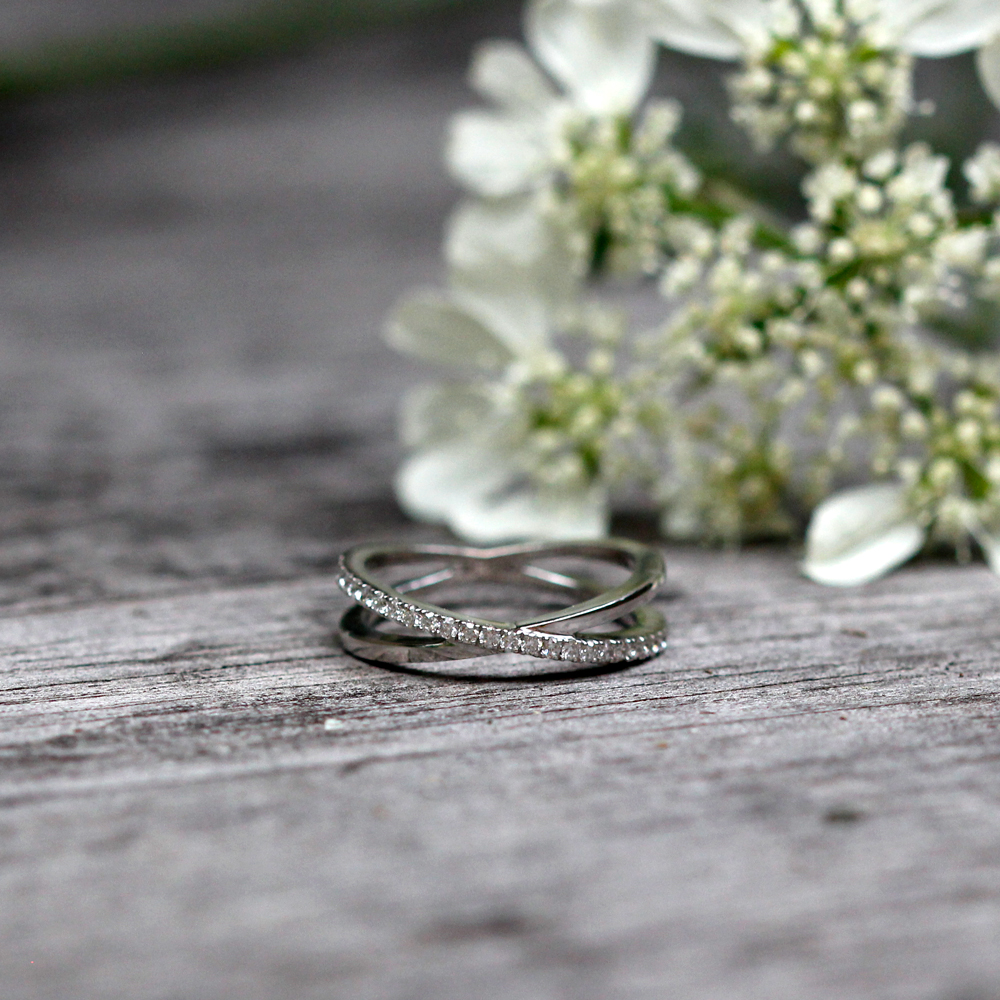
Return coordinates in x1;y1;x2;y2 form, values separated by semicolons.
336;540;668;666
339;601;668;666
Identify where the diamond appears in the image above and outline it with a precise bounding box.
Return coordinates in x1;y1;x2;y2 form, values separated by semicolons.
457;624;480;645
479;627;502;649
594;644;615;664
507;633;526;654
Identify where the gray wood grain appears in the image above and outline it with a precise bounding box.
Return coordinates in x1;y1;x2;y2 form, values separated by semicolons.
2;550;1000;1000
1;7;1000;999
0;0;262;53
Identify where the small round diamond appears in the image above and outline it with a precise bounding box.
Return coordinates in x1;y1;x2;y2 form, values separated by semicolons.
507;633;526;653
479;627;502;649
457;624;479;644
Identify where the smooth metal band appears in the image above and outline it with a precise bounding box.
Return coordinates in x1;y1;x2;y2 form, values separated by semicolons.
339;604;668;666
338;538;665;640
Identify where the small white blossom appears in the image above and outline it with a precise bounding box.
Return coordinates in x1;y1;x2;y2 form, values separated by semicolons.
863;148;898;180
648;0;1000;110
804;163;858;222
964;144;1000;205
448;0;656;198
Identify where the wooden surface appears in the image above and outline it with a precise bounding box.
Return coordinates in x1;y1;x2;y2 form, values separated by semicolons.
2;8;1000;999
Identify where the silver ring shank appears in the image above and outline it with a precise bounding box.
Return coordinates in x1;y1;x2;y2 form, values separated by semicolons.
336;539;668;664
339;539;665;638
339;603;667;666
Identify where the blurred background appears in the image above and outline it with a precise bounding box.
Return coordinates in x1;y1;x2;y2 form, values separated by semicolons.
0;0;997;608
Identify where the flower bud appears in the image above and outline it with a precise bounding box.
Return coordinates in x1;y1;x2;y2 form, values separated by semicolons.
853;360;877;386
928;456;959;489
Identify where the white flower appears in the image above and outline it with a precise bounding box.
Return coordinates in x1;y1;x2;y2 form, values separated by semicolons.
647;0;1000;108
801;481;925;585
448;0;656;197
979;34;1000;109
387;200;610;543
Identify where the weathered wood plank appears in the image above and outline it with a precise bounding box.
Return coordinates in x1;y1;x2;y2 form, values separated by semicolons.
0;6;999;999
2;549;999;998
0;7;505;607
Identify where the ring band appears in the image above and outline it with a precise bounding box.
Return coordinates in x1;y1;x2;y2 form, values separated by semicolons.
339;561;660;665
339;539;664;634
339;603;667;666
336;539;667;664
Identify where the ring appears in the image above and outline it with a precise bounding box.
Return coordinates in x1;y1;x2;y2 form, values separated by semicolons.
336;539;668;665
339;603;667;666
339;558;657;665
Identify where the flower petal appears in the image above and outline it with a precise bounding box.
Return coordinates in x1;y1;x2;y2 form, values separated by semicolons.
888;0;1000;55
645;0;767;59
395;443;512;525
446;110;548;197
396;441;609;543
386;292;514;372
446;197;553;272
445;199;580;354
450;478;610;543
802;483;925;586
525;0;657;114
468;40;557;112
976;33;1000;110
967;520;1000;575
399;384;494;448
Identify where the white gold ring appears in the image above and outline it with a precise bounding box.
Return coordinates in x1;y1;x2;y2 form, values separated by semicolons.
336;539;668;666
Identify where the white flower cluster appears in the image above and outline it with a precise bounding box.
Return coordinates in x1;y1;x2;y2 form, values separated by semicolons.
728;0;913;162
386;0;1000;585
